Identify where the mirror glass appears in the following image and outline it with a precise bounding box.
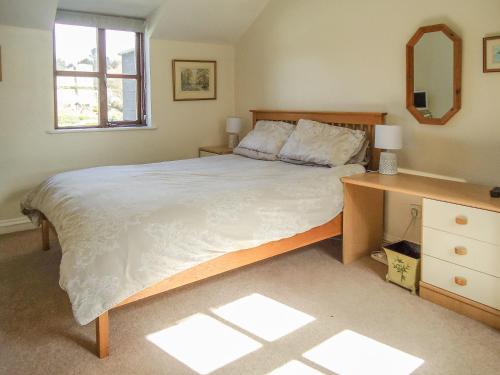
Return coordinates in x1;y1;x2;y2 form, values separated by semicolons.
407;24;461;125
413;31;454;119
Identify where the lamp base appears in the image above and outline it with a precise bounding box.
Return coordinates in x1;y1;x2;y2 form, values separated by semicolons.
379;151;398;175
228;133;239;149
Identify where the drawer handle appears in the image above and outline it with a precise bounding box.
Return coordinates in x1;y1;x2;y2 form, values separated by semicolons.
455;216;468;225
454;276;467;286
454;246;467;255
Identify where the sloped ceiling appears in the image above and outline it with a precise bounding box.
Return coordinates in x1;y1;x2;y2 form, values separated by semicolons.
0;0;271;44
58;0;164;19
149;0;271;44
0;0;58;30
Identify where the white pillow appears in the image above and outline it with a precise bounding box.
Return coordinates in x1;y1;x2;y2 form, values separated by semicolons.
278;119;366;167
234;120;295;159
233;147;278;161
347;138;370;166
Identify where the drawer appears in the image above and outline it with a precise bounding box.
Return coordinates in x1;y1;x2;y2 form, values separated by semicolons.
423;227;500;277
423;198;500;245
422;255;500;309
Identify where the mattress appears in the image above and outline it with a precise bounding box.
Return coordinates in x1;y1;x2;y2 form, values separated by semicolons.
21;155;365;325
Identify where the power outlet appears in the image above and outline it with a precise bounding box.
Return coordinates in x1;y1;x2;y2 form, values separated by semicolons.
410;204;422;218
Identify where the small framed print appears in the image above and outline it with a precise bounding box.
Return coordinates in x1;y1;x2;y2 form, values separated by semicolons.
483;36;500;72
172;59;217;101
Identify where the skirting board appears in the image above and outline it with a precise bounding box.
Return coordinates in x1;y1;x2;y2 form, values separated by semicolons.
0;217;36;235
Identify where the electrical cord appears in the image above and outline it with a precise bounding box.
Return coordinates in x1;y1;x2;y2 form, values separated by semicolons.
370;207;419;265
401;214;417;242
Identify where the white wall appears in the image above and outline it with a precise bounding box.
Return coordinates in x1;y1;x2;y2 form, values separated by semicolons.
235;0;500;243
235;0;500;187
0;25;235;224
2;0;499;242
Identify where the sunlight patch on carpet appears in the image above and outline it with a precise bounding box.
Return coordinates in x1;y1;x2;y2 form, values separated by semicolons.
303;329;424;375
146;313;262;374
267;360;325;375
212;293;315;342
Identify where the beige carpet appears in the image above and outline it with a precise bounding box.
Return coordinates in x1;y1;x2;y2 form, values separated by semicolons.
0;229;499;375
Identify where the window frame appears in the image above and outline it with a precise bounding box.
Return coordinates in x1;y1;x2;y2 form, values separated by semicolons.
53;25;146;129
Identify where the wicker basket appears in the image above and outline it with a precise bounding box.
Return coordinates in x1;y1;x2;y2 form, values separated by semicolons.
383;241;421;295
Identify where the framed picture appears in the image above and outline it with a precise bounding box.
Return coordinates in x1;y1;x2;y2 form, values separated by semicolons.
483;36;500;72
172;59;217;101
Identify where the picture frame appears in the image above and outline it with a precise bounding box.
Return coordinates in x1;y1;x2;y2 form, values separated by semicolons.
172;59;217;101
483;35;500;73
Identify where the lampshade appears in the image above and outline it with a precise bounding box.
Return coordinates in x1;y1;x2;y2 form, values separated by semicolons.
375;125;402;150
226;117;242;134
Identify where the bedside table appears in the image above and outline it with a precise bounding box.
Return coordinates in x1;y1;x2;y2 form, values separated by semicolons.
198;146;233;157
341;172;500;329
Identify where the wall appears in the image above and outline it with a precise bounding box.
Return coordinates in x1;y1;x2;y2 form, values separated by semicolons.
2;0;499;239
235;0;500;243
235;0;500;187
0;25;235;228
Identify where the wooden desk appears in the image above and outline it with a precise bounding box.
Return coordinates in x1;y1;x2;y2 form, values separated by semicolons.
342;171;500;263
343;172;500;213
342;172;500;329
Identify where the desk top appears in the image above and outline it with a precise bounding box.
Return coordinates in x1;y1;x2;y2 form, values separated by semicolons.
342;172;500;213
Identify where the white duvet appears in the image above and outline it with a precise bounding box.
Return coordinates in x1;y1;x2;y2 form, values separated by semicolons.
21;155;364;325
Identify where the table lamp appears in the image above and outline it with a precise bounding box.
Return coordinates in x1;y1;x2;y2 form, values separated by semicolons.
374;125;402;175
226;117;242;148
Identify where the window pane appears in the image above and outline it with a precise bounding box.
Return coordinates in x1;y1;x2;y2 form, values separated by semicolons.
57;76;99;127
107;78;138;122
106;30;137;74
55;24;98;72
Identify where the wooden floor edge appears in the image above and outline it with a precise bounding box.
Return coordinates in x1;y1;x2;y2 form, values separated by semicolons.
419;282;500;330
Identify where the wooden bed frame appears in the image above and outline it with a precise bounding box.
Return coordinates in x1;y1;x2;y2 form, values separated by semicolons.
39;109;386;358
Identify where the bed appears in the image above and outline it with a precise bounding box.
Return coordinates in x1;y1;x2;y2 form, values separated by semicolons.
22;109;386;358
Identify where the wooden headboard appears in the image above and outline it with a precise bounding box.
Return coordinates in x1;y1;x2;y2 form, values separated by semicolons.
250;110;387;171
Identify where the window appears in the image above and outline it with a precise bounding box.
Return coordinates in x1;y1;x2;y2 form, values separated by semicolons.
54;23;146;129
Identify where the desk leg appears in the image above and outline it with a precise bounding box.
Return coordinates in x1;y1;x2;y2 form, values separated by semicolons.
342;184;384;264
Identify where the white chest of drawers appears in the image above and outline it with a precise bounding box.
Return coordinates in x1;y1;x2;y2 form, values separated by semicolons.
421;198;500;328
342;172;500;329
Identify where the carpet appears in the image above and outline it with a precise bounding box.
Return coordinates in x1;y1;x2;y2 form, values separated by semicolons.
0;229;498;374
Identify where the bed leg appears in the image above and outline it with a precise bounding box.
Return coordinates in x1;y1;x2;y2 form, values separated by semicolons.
96;311;109;358
41;218;50;251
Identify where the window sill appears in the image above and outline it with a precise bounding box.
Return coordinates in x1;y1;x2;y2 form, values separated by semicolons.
46;126;157;134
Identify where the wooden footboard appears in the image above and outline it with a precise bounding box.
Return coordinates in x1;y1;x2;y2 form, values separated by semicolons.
95;215;342;358
40;210;342;359
116;215;342;308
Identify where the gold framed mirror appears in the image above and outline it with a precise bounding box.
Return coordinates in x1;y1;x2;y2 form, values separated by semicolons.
406;24;462;125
